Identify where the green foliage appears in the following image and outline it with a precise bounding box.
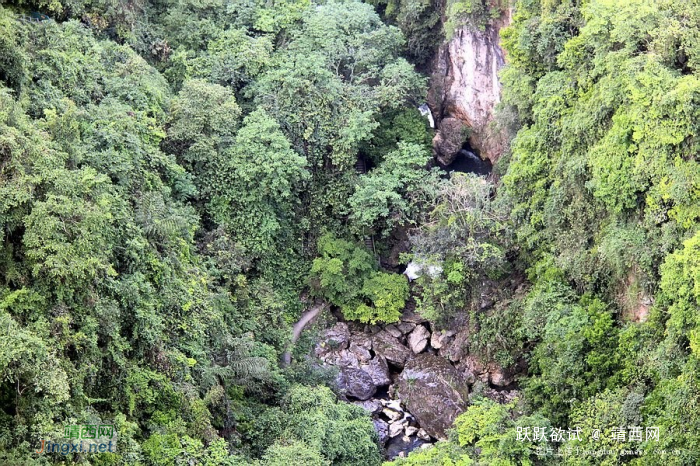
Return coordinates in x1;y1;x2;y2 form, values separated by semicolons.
261;440;329;466
308;234;408;324
280;385;381;465
0;8;26;92
0;0;427;463
495;0;700;458
525;293;621;425
657;231;700;357
501;0;700;294
3;0;698;464
369;0;442;64
249;0;424;171
409;174;511;322
362;107;432;163
349;142;438;236
208;108;309;257
444;0;506;38
346;272;409;324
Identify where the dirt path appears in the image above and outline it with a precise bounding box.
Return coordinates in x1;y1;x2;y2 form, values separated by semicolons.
282;301;327;366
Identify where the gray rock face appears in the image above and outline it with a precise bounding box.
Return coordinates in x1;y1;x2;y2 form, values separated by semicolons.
349;341;372;363
354;399;383;414
430;329;456;350
397;354;469;439
316;322;350;358
439;328;470;362
428;12;512;164
432;117;466;165
372;330;411;368
373;419;389;445
407;325;430;354
364;355;392;387
337;366;376;401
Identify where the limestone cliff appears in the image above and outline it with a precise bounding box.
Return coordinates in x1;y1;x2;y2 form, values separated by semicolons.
429;10;512;165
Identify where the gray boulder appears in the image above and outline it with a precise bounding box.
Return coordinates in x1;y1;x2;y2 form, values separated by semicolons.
349;341;372;363
384;324;403;339
430;329;456;350
354;399;383;414
372;330;411;368
407;325;430;354
439;328;470;362
373;419;389;445
364;355;392;387
337;366;376;400
397;354;469;439
432;117;466;165
316;322;350;358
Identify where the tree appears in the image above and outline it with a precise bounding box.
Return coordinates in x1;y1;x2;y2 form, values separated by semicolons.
308;234;408;324
348;142;438;236
408;174;510;322
209;109;309;257
261;440;329;466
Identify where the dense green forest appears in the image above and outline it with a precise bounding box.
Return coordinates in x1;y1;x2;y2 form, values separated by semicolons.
0;0;698;464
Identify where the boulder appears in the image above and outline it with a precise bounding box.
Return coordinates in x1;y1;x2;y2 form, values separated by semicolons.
407;325;430;354
349;341;372;363
487;361;515;387
397;354;469;439
385;434;428;460
372;330;411;368
350;333;372;349
397;322;416;334
326;349;360;368
405;426;418;437
389;422;404;438
337;366;376;400
417;428;431;441
439;328;470;362
383;407;403;422
363;356;392;387
433;117;466;166
354;399;382;414
374;419;389;445
384;324;403;339
430;330;456;350
316;322;350;358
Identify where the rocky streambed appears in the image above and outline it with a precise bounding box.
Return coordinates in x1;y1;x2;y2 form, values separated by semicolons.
315;310;521;460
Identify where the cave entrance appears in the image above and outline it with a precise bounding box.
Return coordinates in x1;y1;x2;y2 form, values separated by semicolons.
439;143;492;176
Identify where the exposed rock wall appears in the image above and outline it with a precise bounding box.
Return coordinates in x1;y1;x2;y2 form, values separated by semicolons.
429;11;512;164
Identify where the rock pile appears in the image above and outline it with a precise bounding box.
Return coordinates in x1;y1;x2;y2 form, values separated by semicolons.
315;315;522;459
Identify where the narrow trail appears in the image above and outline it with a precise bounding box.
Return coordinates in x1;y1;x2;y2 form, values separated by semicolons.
282;301;328;366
